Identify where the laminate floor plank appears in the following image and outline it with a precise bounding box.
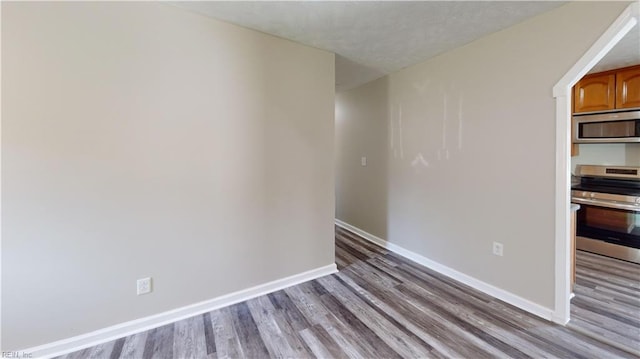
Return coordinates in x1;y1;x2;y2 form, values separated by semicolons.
300;281;387;358
305;324;349;359
396;284;510;358
574;286;640;318
64;348;91;359
334;240;369;263
209;307;244;359
569;250;640;357
142;324;174;359
316;289;404;359
577;271;640;296
576;262;640;291
173;315;207;359
268;299;315;358
246;295;304;359
299;281;388;359
319;310;378;359
312;282;425;358
298;326;341;359
578;251;640;274
346;259;402;288
395;283;528;359
202;313;216;356
267;291;312;332
336;228;389;257
228;302;270;358
87;339;121;359
334;244;360;270
572;298;640;333
338;237;398;270
335;232;381;259
118;331;148;359
283;285;333;327
335;270;485;359
322;274;481;359
332;272;449;358
577;256;640;274
569;315;640;352
56;229;638;359
108;338;126;359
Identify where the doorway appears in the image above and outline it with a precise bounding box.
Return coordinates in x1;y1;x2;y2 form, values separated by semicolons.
552;0;639;326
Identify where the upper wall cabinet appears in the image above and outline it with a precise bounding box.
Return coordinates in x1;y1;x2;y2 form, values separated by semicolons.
573;65;640;114
574;73;615;113
616;66;640;109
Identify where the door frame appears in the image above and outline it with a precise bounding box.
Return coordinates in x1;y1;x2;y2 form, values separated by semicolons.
551;2;639;325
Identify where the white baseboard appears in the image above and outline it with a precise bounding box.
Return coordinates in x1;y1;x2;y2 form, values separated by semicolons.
22;264;338;358
335;219;556;322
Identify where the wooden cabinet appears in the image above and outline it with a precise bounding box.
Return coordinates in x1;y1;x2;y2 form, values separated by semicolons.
616;66;640;109
571;65;640;156
574;73;615;113
573;65;640;113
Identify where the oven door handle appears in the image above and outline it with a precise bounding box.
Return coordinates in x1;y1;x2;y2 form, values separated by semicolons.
571;197;640;211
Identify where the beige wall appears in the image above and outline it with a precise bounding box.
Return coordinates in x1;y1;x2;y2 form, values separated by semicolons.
335;78;389;238
336;1;629;310
2;2;335;350
626;144;640;165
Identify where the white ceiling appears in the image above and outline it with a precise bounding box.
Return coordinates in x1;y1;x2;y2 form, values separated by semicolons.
589;23;640;74
171;1;639;91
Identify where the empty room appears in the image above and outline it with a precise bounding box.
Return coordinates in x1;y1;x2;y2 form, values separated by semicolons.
2;1;639;358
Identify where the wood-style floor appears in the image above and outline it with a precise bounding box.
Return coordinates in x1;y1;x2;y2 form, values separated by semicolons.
57;227;638;359
569;250;640;356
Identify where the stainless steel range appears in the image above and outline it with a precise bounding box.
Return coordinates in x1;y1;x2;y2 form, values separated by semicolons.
572;165;640;263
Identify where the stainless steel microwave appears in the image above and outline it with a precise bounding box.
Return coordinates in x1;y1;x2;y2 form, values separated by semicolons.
573;110;640;143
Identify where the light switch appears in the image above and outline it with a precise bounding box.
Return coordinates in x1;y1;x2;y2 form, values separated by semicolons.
361;156;367;166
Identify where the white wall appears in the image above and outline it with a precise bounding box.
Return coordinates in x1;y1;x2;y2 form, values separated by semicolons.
2;2;335;350
336;1;629;311
572;143;640;173
335;78;389;239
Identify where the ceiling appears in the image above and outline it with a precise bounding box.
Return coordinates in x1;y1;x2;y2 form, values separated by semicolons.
589;22;640;74
171;2;636;91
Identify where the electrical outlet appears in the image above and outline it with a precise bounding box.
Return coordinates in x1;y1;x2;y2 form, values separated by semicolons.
492;242;504;257
137;277;152;295
361;156;367;166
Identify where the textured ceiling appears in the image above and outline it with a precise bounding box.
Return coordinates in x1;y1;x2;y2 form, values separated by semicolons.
590;23;640;74
172;1;567;91
173;2;640;88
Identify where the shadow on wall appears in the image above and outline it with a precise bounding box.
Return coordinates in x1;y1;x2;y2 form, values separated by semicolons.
390;79;466;172
335;74;469;241
335;77;390;239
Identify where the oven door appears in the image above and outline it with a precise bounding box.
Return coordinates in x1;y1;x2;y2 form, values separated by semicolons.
573;201;640;249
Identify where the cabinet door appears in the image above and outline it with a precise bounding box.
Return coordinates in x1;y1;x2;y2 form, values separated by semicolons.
616;66;640;109
573;73;615;113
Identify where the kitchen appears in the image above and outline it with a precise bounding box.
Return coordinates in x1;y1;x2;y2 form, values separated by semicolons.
568;23;640;354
